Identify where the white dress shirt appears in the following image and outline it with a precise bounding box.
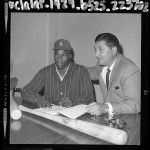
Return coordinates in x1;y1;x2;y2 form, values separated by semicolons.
101;60;116;115
101;60;116;85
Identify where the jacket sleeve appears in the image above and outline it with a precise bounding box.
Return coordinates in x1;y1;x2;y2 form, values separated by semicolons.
111;65;141;114
86;62;100;81
73;68;95;105
22;68;45;104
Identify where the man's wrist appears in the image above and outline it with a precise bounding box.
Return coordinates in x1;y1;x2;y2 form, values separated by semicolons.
102;103;106;114
104;103;114;114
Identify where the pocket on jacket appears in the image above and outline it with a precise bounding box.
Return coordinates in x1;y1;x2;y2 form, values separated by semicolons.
111;85;123;99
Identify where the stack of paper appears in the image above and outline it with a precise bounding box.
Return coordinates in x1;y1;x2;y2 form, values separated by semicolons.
34;104;88;119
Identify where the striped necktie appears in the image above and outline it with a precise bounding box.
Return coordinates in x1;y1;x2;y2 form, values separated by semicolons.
106;68;111;90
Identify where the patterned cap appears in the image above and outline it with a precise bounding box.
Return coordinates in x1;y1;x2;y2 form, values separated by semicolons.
52;39;72;51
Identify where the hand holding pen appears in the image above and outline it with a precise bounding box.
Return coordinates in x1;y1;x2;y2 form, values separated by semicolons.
59;97;73;108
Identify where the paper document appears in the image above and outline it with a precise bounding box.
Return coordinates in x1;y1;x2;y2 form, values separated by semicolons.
34;104;88;119
59;104;88;119
34;106;66;115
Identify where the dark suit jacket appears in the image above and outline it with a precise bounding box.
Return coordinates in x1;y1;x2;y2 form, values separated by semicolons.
87;54;141;114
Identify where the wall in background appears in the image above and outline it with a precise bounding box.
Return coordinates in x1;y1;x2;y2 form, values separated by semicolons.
11;13;141;101
11;13;49;87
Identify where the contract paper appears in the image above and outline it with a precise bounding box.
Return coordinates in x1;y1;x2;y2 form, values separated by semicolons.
34;106;66;115
34;104;88;119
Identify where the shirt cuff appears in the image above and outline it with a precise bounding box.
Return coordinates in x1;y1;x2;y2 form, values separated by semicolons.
105;102;114;114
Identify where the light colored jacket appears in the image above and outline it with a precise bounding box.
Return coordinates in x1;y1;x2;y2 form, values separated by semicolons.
87;54;141;114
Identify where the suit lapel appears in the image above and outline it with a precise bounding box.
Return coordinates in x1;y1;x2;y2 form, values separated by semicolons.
107;54;122;92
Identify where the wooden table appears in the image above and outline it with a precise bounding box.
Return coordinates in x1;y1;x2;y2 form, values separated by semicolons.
9;97;140;145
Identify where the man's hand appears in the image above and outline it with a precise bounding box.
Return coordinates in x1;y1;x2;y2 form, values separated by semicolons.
37;99;52;108
59;97;73;108
86;102;105;116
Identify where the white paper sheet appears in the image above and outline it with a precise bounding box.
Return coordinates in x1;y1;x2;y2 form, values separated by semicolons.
34;104;88;119
34;106;66;115
58;104;88;119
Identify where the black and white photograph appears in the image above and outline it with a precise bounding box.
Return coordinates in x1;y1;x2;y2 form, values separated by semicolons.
3;0;149;149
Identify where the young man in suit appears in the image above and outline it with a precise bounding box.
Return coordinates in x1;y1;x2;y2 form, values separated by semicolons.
87;33;141;115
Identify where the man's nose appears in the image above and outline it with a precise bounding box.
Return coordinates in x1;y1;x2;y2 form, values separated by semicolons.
95;51;100;57
58;55;63;59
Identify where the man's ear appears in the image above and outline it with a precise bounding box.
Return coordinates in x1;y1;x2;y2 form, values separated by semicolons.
69;53;72;59
112;46;117;55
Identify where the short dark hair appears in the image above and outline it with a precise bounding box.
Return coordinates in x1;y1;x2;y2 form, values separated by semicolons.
95;33;123;54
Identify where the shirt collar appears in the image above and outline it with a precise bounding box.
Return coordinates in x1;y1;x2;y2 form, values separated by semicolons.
101;59;116;72
109;59;116;71
55;64;70;81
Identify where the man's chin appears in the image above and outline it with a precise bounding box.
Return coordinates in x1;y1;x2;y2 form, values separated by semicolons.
98;61;103;65
56;65;64;69
98;60;104;65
